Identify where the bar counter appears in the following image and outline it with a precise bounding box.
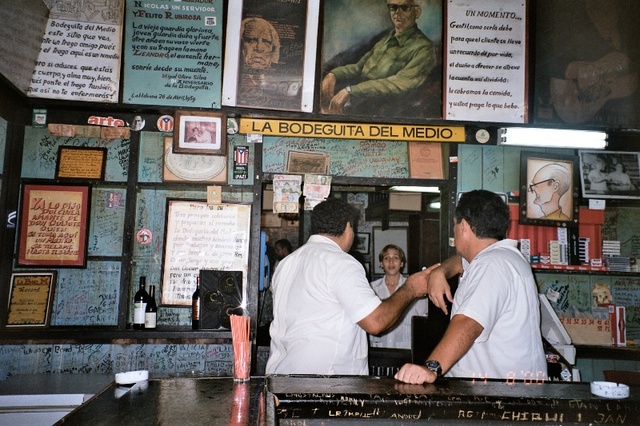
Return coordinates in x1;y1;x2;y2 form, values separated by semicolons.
57;375;639;425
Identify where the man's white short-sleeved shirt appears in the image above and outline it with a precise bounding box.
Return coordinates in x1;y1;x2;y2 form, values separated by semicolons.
266;235;381;375
449;239;547;380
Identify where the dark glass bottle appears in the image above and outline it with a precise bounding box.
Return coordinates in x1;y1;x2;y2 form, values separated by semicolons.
145;285;157;329
192;277;200;330
133;277;149;330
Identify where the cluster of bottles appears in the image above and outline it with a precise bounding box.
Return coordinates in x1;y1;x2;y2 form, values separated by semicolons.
132;276;157;330
133;276;201;330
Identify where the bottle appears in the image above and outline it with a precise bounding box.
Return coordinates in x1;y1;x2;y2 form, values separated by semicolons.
145;285;157;329
192;277;200;330
133;276;149;330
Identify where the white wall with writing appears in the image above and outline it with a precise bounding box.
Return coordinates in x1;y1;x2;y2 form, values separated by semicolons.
445;0;527;123
28;2;123;102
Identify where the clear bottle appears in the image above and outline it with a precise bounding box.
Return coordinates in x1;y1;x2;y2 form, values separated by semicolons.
145;284;157;329
192;277;200;330
133;276;149;330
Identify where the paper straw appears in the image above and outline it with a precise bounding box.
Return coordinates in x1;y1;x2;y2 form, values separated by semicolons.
231;314;251;381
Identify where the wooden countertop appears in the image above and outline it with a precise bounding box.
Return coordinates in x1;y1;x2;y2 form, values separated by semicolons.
56;375;639;425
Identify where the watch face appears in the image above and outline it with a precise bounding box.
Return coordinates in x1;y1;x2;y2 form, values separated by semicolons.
425;360;442;375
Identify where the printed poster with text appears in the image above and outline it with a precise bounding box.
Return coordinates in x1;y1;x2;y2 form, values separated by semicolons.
222;0;320;112
123;0;223;108
444;0;527;123
28;1;123;103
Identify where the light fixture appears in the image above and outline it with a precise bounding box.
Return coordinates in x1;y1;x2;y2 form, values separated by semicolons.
498;127;607;149
389;186;440;193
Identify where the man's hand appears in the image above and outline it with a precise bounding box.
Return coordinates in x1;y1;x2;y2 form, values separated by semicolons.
326;88;350;114
404;263;440;299
394;363;438;384
427;266;453;315
320;73;336;107
426;255;462;315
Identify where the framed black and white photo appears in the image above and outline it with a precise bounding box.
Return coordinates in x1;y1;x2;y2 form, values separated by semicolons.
355;232;370;254
579;150;640;199
519;151;579;228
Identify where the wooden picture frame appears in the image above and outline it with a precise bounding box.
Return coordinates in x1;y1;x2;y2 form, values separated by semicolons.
285;149;330;174
7;271;56;328
519;151;579;228
579;150;640;199
173;110;227;155
18;183;90;267
373;227;408;274
55;146;107;180
355;232;370;254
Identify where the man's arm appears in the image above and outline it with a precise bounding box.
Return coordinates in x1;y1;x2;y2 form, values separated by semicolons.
394;314;483;384
427;254;463;315
358;264;438;335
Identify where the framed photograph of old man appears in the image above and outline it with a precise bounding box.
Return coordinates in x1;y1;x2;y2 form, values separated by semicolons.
519;151;579;228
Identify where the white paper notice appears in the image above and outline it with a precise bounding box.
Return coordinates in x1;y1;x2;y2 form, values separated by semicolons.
444;1;527;123
28;2;123;103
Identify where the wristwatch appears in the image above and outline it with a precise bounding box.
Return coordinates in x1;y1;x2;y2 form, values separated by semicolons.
345;86;352;94
425;360;442;378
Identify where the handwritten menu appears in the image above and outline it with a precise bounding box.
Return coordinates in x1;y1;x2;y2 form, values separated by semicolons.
162;201;251;306
122;0;223;108
445;0;527;123
28;2;123;102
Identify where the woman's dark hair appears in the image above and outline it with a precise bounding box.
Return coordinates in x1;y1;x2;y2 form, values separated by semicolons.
311;198;356;236
455;190;510;240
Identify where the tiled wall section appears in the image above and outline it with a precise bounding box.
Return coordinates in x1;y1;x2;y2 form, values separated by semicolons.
0;344;270;380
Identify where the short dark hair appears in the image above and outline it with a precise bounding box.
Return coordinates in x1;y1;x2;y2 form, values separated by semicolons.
274;239;292;253
311;198;356;237
455;190;510;240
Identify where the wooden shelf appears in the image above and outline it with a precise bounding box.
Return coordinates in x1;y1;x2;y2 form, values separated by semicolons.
0;327;234;344
575;344;639;360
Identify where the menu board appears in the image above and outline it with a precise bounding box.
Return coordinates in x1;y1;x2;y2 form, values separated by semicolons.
161;200;251;306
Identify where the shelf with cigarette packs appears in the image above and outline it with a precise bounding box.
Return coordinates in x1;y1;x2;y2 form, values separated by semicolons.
508;205;640;275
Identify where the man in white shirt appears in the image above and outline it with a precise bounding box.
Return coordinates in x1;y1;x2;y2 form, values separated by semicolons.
395;190;546;383
267;197;436;375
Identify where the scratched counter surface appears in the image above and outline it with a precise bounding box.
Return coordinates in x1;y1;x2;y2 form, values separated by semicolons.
267;375;640;425
54;375;639;425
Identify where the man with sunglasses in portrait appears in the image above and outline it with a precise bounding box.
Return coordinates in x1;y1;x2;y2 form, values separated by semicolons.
320;0;436;116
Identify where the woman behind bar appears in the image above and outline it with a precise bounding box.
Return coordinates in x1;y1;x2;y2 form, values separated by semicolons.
369;244;427;349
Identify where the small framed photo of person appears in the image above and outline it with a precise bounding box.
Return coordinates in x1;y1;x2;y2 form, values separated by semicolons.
519;151;579;228
173;110;227;156
579;150;640;200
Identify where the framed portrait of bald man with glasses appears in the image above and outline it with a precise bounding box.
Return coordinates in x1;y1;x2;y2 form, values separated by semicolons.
519;151;579;228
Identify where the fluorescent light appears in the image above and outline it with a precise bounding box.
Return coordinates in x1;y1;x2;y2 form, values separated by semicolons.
498;127;607;149
389;186;440;193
